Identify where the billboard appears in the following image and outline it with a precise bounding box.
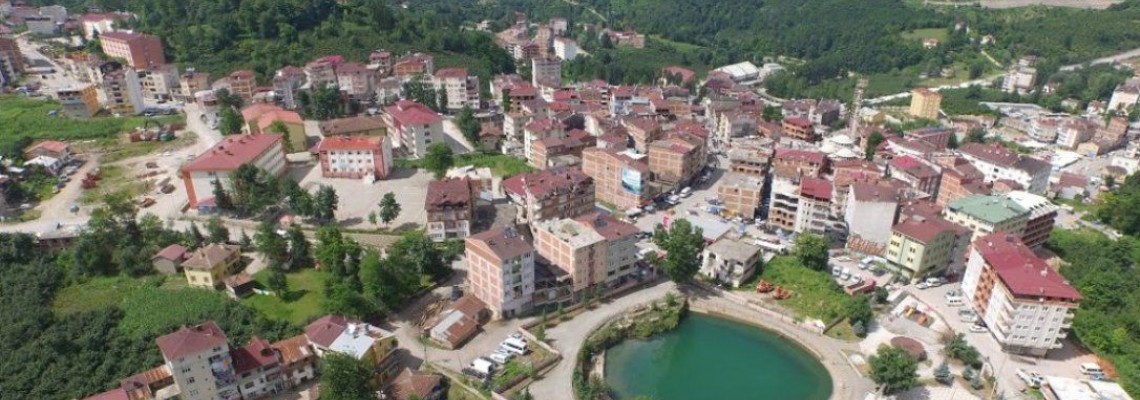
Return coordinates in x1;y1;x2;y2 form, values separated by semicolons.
621;167;642;195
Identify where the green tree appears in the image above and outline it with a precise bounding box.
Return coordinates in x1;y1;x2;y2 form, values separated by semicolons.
793;234;829;271
220;107;244;135
266;260;288;294
239;229;253;250
319;352;375;400
205;215;230;244
214;88;244;110
847;295;874;326
187;222;205;248
869;346;919;395
367;211;377;225
947;131;960;149
966;128;987;144
287;223;313;269
255;219;288;266
945;333;982;368
934;362;953;385
652;219;705;282
501;89;512;112
379;192;401;226
864;131;885;161
455;105;481;144
423;143;454;179
436;88;449;113
268;120;294;153
311;185;340;222
212;178;233;211
309;85;343;120
762;105;783;122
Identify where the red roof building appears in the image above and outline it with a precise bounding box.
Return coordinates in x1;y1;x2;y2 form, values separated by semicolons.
503;167;596;223
426;178;474;241
383;100;444;158
313;135;392;180
155;321;229;361
180;134;286;207
99;31;165;68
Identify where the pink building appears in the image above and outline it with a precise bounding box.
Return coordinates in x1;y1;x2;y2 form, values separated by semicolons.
465;227;535;319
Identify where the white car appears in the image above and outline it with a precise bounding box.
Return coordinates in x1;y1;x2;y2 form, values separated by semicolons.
1016;369;1044;388
969;324;988;333
487;351;514;365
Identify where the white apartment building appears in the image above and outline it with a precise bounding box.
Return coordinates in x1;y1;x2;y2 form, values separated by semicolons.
140;64;179;101
959;143;1051;194
795;177;834;235
382;100;445;159
1108;78;1140;112
553;37;578;61
960;233;1081;357
843;183;901;247
181;134;287;208
700;237;763;288
101;68;145;116
1003;66;1036;94
432;68;480;111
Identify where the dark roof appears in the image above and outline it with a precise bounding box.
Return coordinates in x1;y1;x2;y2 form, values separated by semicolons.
800;177;832;200
318;116;385;135
390;369;444;400
502;167;593;200
466;227;534;261
893;215;966;243
305;315;352;348
426;178;473;210
155;321;229;360
232;337;279;374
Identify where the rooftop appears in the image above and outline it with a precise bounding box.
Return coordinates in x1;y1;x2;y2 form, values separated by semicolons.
318;116;385;135
850;182;901;203
574;211;640;240
313;135;384;152
466;226;534;261
155;321;228;360
181;243;240;270
774;148;826;164
534;218;605;247
800;177;832;201
947;195;1029;224
231;337;279;374
182;134;283;173
706;237;762;262
974;233;1081;300
426;178;473;210
385;100;443;127
502;167;593;200
893;215;967;244
152;243;188;261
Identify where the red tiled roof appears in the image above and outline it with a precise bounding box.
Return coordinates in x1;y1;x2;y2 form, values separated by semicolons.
272;334;316;366
467;227;534;261
625;117;660;132
850;182;901;203
502;167;593;200
336;62;368;74
99;31;154;42
575;211;639;240
893;215;965;243
774;148;826;164
800;177;832;200
306;55;343;69
434;68;468;79
385;100;443;126
389;369;444;400
427;178;473;209
80;12;130;23
960;142;1019;167
783;116;812;129
83;388;129;400
526;118;562;133
232;337;279;374
153;244;187;261
314;136;383;152
890;156;939;179
305;315;352;348
973;233;1081;300
229;69;255;79
155;321;228;360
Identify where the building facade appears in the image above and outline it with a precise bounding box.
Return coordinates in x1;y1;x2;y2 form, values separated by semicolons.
465;227;536;319
99;31;165;68
909;88;942;120
426;178;474;242
700;237;763;287
532;218;607;294
581;148;650;211
502;167;596;223
383;100;445;159
313;136;392;180
181;134;287;208
944;195;1029;242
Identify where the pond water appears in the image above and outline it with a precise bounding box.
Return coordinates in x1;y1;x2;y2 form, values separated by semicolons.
604;313;833;400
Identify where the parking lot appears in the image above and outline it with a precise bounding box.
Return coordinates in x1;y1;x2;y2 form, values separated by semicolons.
294;166;430;229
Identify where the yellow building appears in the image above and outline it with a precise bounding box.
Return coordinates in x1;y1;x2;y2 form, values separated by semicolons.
181;243;243;289
909;88;942;121
885;216;969;281
304;315;401;387
56;84;101;118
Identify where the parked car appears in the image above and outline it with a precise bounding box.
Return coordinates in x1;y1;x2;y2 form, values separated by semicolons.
916;282;930;290
1016;369;1045;388
487;351;514;365
1080;363;1105;376
924;277;944;287
969;324;988;333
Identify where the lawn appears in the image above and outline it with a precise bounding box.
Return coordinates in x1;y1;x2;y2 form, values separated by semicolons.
398;152;536;178
52;275;164;316
242;268;328;325
760;256;855;321
900;28;949;42
0;95;183;154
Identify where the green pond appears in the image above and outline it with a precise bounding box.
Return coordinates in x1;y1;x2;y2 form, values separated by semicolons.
604;313;833;400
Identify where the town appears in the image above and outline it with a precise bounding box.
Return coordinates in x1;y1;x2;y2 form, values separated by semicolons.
2;1;1140;400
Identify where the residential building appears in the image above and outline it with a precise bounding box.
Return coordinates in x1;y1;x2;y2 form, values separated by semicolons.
553;37;578;61
393;53;434;78
240;103;305;150
182;243;242;289
0;37;25;86
935;157;990;207
224;70;257;101
647;133;705;188
383;100;445;159
368;49;395;77
465;227;536;319
781;99;842;126
388;369;447;400
231;337;285;398
151;244;188;275
795;177;834;235
432;68;480;110
959;143;1051;195
181;134;286;208
1056;118;1097;150
304;315;400;386
906;126;953;151
531;57;561;88
781;117;817;142
606;30;646;48
727;145;772;177
844;182;902;248
1002;191;1057;249
909;88;942;120
1108;78;1140;111
426;295;488;349
718;173;766;218
313;135;392;180
960;233;1081;357
304;55;342;89
582;147;651;211
55;84;100;118
336;62;373;101
575;212;641;285
272;66;306;110
624;117;663;153
768;176;800;232
178;69;210;102
22;16;56;35
1003;65;1037;94
139;64;179;101
772;148;827;177
318;115;387;137
101;67;144;115
885;214;971;280
700;237;763;287
271;335;318;389
502;167;595;223
944;194;1029;241
889;155;940;196
426;177;474;242
99;31;165;68
80;12;130;39
155;321;241;400
532;218;607;293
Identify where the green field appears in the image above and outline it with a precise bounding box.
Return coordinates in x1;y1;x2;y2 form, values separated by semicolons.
0;95;183;154
51;275;165;316
760;256;855;321
397;152;537;178
900;28;949;42
241;268;328;325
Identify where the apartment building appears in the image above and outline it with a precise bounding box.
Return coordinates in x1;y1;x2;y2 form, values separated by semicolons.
582;147;651;211
795;177;834;235
1002;191;1057;249
935;158;990;207
700;237;763;288
531;57;562;89
885;215;971;281
313;136;392;180
647;133;705;187
383;100;445;158
524;118;565;162
393;53;434;78
781;98;842;126
304;315;400;386
139;64;179;101
960;233;1081;357
319;115;387;137
575;212;641;285
718;173;766;219
272;66;306;110
502;167;595;223
771;148;827;177
0;37;25;86
944;194;1029;241
433;68;480;111
182;243;243;289
179;69;210;101
426;178;474;242
888;155;940;196
101;67;144;115
624;118;663;153
768;177;800;232
465;227;536;319
304;55;341;89
1003;65;1037;94
155;321;244;399
55;84;100;118
224;70;257;101
844;182;902;248
909;88;942;120
781;117;817;142
959;143;1051;195
553;37;578;61
181;134;286;208
727;146;773;177
532;218;607;294
1056;118;1097;149
99;31;165;68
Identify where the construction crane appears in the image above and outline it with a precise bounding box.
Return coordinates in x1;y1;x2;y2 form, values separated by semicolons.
847;76;869;135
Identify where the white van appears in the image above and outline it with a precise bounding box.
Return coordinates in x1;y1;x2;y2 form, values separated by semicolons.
1080;363;1104;376
500;337;529;355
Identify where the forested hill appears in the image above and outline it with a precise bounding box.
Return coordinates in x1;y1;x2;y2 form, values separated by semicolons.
36;0;515;82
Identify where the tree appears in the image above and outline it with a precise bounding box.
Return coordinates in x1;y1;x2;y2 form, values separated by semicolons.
436;88;449;113
864;131;885;161
847;295;874;327
311;185;340;222
652;219;705;282
500;89;512;112
188;222;205;248
287;223;313;269
455;105;481;145
945;333;983;368
269;121;294;153
966;128;987;144
793;234;829;271
367;211;377;225
309;85;343;120
266;260;288;294
868;346;919;395
212;178;233;211
934;362;953;385
947;131;960;149
239;230;253;250
852;320;867;337
205;215;230;244
214;88;244;110
255;219;288;265
219;107;244;135
423;143;454;179
762;105;783;122
319;352;375;400
378;193;401;226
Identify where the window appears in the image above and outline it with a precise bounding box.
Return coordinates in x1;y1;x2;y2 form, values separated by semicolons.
181;365;192;373
187;377;196;384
